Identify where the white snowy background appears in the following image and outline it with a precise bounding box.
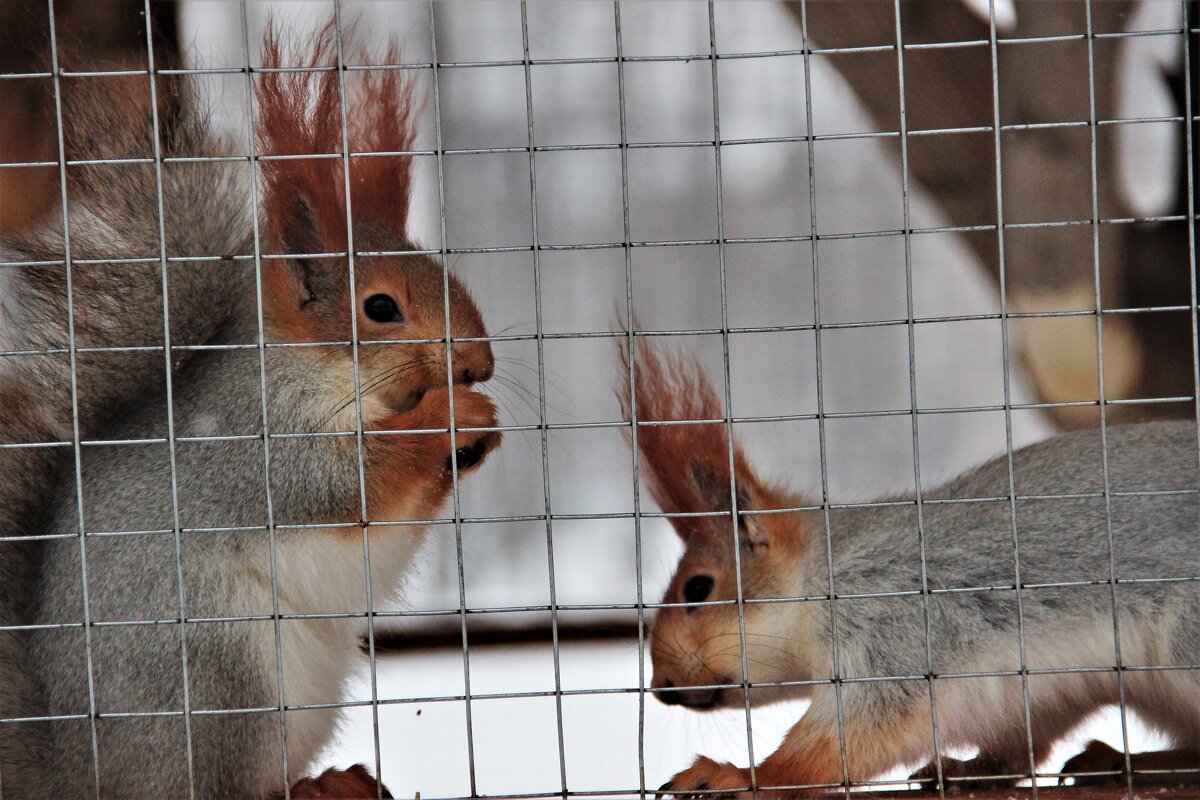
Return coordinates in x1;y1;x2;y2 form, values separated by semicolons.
169;1;1183;794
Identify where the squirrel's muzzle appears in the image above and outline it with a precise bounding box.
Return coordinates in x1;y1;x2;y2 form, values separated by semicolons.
652;677;727;709
453;341;494;386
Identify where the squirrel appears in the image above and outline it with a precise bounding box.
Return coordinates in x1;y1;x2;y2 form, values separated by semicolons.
618;339;1199;795
0;34;250;790
7;21;500;799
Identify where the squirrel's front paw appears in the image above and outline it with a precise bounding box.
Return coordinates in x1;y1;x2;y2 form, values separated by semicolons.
442;386;500;473
657;757;753;799
393;385;500;474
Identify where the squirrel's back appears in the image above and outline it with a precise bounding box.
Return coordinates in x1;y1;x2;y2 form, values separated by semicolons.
825;419;1198;686
0;62;253;798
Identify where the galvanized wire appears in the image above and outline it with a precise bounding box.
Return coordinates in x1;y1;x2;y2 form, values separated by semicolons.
1082;2;1135;797
424;3;480;794
0;2;1196;797
518;0;571;792
612;1;650;794
890;3;948;795
793;1;854;796
41;1;103;795
234;1;292;793
985;1;1041;793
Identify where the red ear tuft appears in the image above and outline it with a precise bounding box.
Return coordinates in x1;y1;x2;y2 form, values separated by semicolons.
348;40;419;235
256;18;419;255
257;19;348;255
616;336;762;541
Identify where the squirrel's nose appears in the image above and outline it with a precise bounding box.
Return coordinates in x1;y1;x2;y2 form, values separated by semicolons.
455;344;494;385
656;681;685;706
460;362;493;385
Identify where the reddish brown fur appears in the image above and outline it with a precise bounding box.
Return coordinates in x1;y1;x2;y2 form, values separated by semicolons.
364;384;500;524
258;24;416;233
284;764;393;799
257;21;348;236
347;41;418;232
664;732;844;796
253;19;498;532
250;19;498;542
616;337;805;553
665;713;932;796
256;21;419;345
617;339;758;539
257;21;417;247
756;731;844;790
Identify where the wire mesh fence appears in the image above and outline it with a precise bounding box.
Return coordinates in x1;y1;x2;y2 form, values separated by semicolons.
0;0;1197;798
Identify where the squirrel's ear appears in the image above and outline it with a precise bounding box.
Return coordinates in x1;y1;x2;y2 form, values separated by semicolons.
256;19;353;327
348;40;419;236
256;18;418;294
616;336;767;546
271;195;349;312
278;195;320;258
689;459;770;552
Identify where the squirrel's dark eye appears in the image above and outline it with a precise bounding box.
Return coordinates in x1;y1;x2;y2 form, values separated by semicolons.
683;575;714;607
364;293;404;323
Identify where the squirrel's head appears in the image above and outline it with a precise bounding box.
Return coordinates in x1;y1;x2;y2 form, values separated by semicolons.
617;339;816;711
254;21;492;422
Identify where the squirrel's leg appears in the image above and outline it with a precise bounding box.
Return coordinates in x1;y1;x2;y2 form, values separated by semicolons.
907;749;1043;792
907;726;1053;790
659;689;931;797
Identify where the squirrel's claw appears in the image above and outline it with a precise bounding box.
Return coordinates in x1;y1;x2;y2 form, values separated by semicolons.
656;781;717;800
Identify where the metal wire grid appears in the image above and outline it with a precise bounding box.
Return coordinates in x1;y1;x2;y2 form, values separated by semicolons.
0;1;1195;798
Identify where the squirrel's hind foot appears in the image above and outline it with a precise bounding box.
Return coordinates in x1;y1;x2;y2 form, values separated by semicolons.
907;755;1025;793
1060;740;1200;787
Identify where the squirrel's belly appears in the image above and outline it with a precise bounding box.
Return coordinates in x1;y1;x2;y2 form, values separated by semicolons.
245;526;428;771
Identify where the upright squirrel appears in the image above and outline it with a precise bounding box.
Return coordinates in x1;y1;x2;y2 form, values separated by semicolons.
620;340;1199;794
6;22;500;798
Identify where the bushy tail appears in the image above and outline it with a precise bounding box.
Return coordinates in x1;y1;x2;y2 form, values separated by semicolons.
0;53;251;569
1;64;251;443
0;38;253;792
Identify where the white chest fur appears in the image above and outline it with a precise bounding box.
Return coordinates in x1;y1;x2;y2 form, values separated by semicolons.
240;525;428;776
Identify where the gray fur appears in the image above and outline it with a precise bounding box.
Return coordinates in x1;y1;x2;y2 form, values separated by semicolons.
28;340;359;797
3;41;493;794
0;72;249;793
19;203;493;795
802;420;1199;766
